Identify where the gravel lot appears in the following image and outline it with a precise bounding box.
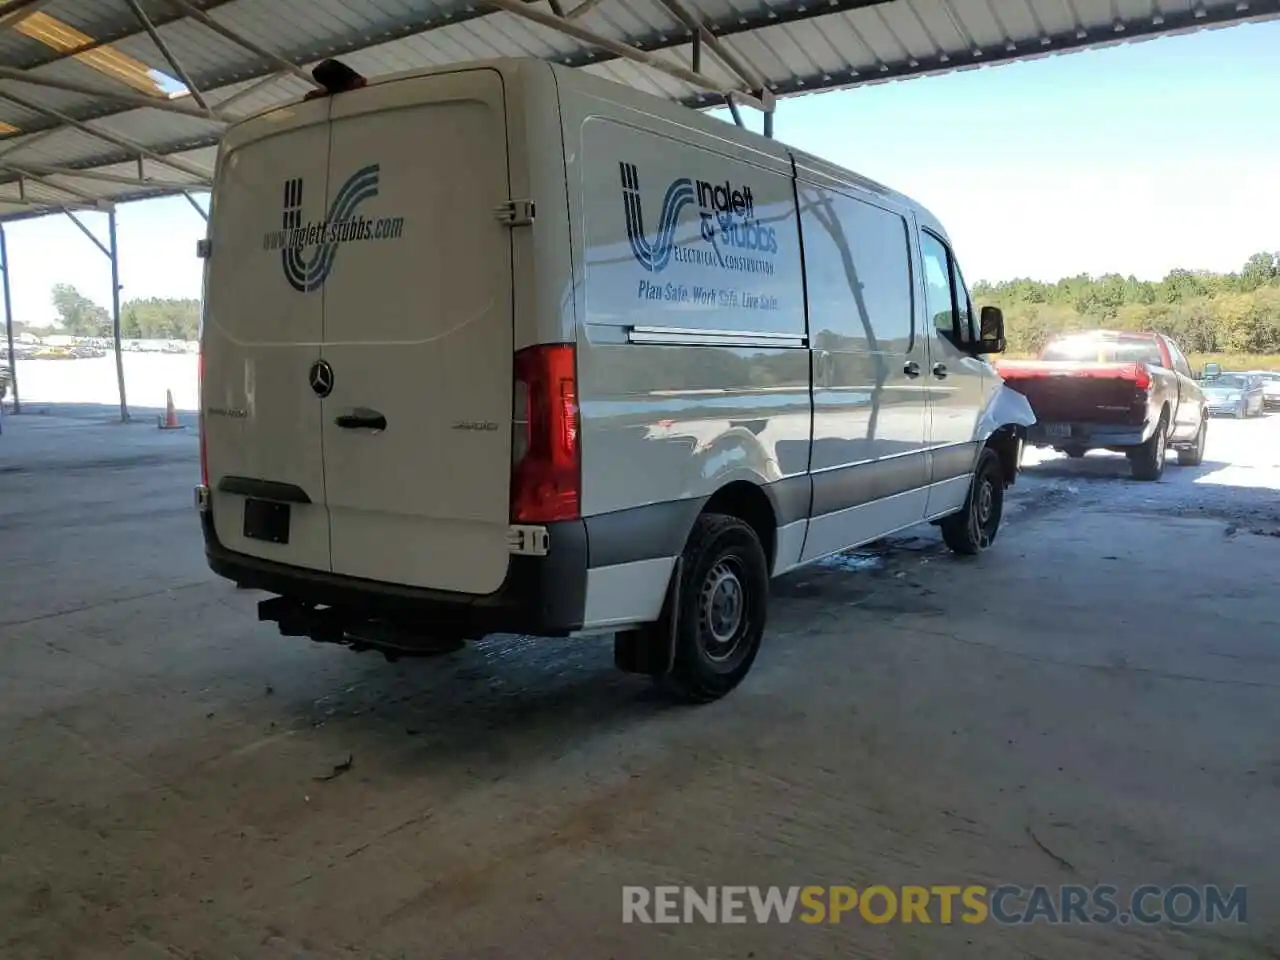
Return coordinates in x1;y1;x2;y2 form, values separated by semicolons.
1;399;1278;959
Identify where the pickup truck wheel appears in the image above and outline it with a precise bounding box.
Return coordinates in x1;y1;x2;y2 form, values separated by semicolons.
1128;414;1168;481
1176;417;1207;467
1063;446;1086;459
941;448;1004;556
658;513;769;704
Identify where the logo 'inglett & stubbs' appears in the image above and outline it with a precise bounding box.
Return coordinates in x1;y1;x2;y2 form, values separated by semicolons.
619;161;779;276
262;164;406;292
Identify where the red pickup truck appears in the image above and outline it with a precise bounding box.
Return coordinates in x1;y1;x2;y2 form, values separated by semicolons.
994;330;1209;481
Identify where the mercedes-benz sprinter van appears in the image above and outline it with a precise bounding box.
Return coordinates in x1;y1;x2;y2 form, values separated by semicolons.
196;57;1034;702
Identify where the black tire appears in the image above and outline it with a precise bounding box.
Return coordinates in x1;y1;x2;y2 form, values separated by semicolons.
940;447;1005;556
659;513;770;704
1128;412;1168;481
1063;446;1087;459
1176;416;1207;467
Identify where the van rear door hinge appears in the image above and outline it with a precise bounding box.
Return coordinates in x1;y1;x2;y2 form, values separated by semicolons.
495;199;536;227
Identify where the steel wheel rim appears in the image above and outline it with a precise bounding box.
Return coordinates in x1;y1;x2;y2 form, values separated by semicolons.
972;468;1001;547
699;557;748;664
976;477;995;527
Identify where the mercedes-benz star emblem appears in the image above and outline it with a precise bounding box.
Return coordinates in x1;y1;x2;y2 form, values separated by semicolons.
308;359;334;398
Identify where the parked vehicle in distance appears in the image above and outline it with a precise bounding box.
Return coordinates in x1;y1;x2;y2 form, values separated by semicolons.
195;56;1036;702
1202;372;1265;418
1245;370;1280;410
29;346;75;360
995;330;1208;480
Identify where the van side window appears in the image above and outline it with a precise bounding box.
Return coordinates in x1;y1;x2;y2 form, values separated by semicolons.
920;232;973;347
799;186;913;351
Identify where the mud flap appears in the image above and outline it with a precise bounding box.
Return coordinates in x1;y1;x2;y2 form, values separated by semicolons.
613;557;683;676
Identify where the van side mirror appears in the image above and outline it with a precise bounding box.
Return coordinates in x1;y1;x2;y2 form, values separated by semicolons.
975;305;1005;355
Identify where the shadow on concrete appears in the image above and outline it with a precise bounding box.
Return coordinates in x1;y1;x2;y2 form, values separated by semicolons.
240;631;685;780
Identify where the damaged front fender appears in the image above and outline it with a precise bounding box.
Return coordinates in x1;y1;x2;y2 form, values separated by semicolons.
976;382;1037;485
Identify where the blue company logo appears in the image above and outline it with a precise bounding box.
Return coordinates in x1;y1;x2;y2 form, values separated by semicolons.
263;164;406;292
619;161;778;276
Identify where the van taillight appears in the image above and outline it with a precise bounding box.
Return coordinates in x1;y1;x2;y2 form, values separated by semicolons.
197;351;208;486
510;344;580;524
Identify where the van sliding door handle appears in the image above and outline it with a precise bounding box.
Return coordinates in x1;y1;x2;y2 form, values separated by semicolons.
932;363;948;379
903;360;921;378
335;412;387;431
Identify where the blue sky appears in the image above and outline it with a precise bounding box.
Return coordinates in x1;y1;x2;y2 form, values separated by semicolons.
3;18;1278;328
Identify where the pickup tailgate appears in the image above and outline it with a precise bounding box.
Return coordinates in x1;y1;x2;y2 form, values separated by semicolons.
996;360;1150;425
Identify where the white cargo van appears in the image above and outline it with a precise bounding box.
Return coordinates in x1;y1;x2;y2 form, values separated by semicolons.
196;57;1034;701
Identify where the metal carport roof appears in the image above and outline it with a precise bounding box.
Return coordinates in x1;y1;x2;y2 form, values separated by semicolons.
0;0;1277;222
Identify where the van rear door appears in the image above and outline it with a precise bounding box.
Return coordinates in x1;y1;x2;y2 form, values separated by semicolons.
319;69;516;594
202;101;332;573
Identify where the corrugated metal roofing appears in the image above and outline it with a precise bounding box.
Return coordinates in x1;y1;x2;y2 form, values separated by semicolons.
0;0;1275;222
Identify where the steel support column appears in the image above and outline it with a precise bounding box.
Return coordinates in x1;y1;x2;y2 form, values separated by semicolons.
108;211;126;423
0;224;18;414
65;209;128;422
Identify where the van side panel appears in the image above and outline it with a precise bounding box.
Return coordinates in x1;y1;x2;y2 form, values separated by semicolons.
512;62;577;352
561;93;812;581
791;167;932;563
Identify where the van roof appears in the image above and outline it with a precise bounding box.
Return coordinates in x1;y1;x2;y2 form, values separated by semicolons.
228;55;948;241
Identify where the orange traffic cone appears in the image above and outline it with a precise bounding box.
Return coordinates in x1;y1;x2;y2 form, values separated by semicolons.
158;389;185;430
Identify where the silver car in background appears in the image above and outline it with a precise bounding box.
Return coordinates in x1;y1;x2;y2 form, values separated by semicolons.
1246;370;1280;410
1202;372;1265;418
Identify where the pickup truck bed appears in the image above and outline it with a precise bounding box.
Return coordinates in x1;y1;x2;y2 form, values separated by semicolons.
993;331;1209;481
997;360;1155;450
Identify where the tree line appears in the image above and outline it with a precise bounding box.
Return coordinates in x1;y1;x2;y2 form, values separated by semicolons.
10;253;1280;356
9;283;200;341
973;252;1280;357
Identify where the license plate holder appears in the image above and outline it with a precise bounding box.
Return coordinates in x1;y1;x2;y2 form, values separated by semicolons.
243;498;290;544
1043;423;1072;439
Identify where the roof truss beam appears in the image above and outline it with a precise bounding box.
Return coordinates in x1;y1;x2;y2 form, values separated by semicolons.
0;64;224;120
482;0;771;112
122;0;215;117
0;164;106;206
0;158;198;190
652;0;768;96
165;0;322;91
0;87;209;182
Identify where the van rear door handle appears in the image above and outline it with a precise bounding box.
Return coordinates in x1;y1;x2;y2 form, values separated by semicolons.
335;411;387;431
932;363;948;379
903;360;920;378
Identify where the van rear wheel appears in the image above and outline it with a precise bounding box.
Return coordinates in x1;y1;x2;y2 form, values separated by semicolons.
657;513;769;703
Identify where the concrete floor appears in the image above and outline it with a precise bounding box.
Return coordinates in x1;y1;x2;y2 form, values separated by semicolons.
2;410;1278;959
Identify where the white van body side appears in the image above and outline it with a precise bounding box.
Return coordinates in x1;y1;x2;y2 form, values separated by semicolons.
198;57;1030;658
554;69;813;629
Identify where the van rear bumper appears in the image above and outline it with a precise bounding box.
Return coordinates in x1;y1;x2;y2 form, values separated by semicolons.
200;509;588;637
